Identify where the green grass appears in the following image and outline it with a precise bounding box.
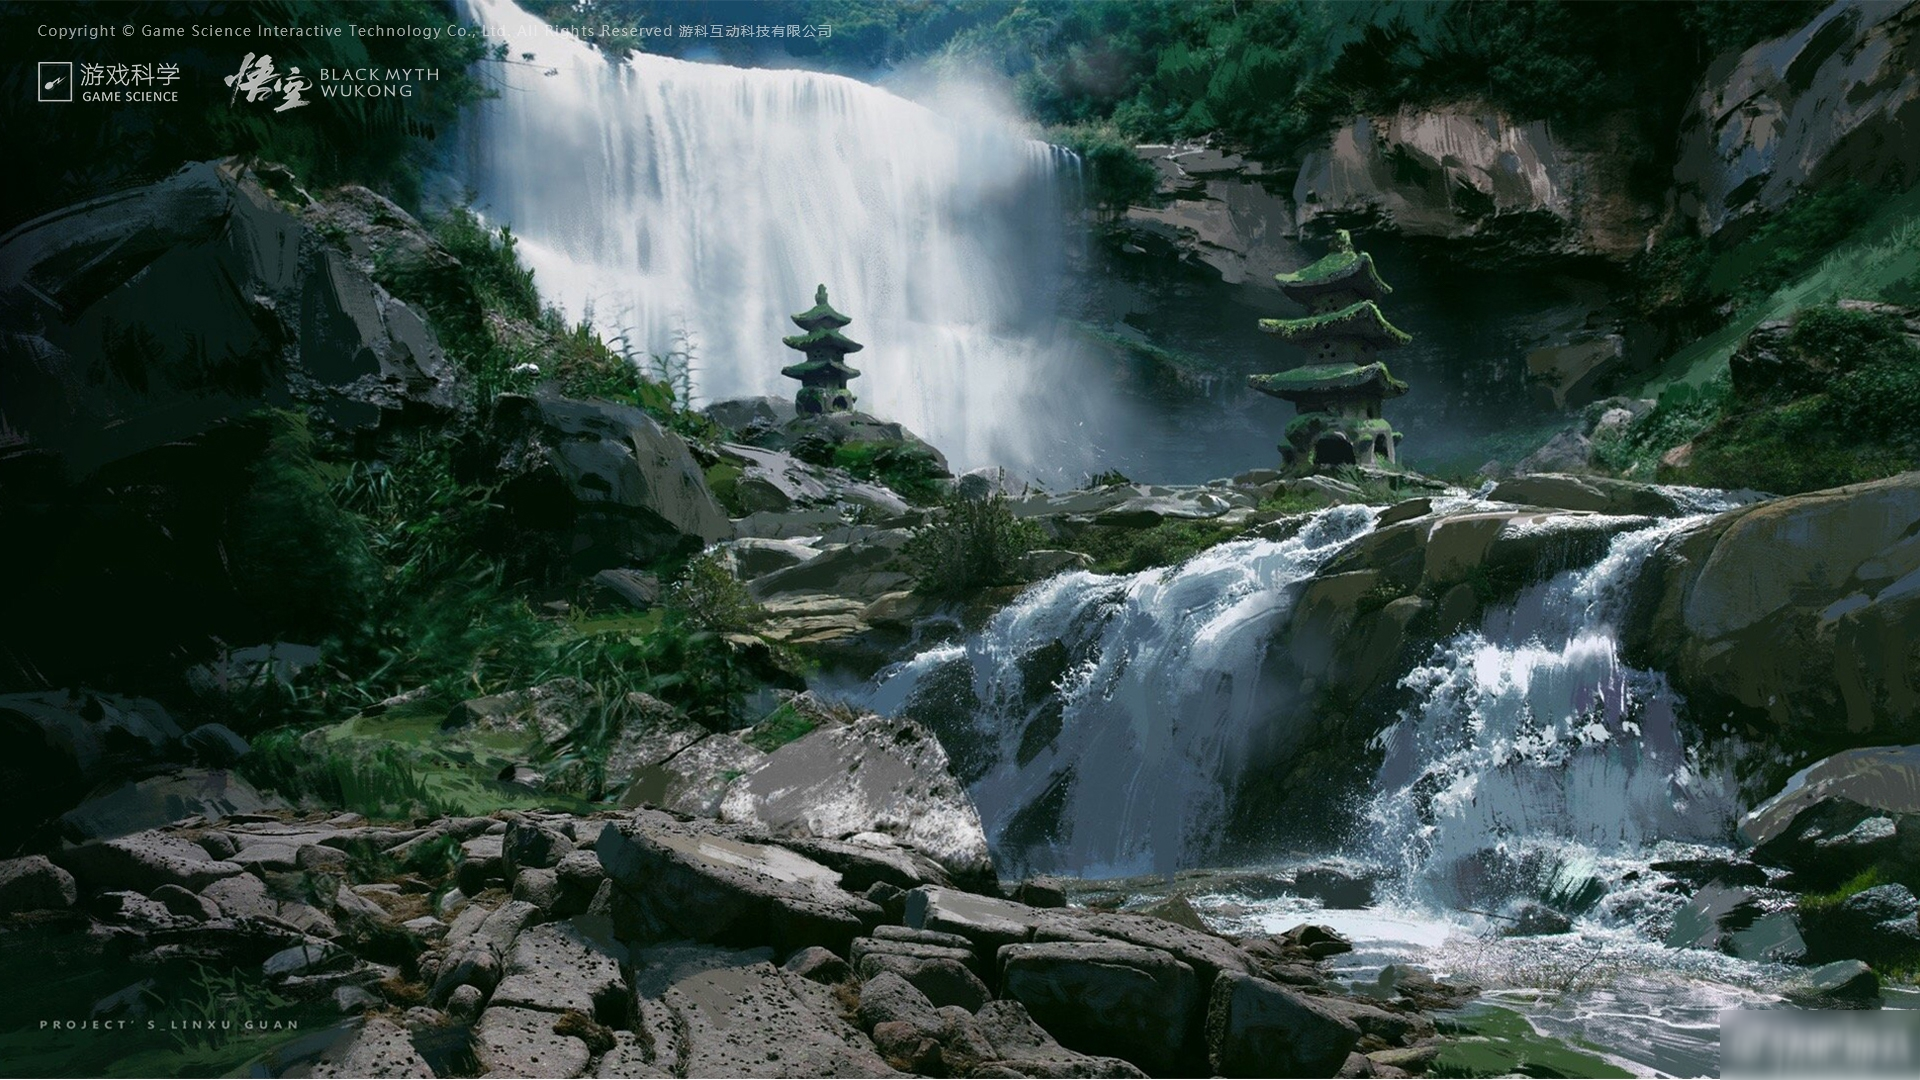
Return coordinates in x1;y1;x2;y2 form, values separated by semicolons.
1432;1003;1633;1079
1077;518;1244;574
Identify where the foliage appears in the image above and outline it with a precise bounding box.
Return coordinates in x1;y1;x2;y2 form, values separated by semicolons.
1051;124;1161;216
1077;518;1240;574
905;494;1043;598
0;0;488;230
668;553;767;634
1082;468;1134;489
742;702;818;752
831;440;949;505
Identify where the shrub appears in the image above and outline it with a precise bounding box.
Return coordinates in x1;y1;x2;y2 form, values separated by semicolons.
905;494;1044;599
832;441;949;505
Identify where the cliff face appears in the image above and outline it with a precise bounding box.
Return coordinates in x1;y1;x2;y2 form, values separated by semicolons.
1674;0;1920;237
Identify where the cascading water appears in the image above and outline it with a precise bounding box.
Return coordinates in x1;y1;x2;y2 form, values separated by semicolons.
458;0;1117;479
863;504;1379;878
1363;516;1745;911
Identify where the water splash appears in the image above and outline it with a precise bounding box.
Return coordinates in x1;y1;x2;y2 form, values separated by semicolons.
458;0;1114;478
1363;518;1743;909
865;505;1378;877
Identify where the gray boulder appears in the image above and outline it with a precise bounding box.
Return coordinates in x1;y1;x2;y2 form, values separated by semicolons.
596;812;881;956
57;829;245;893
307;1016;434;1079
1802;884;1920;965
1207;970;1362;1078
1787;959;1881;1008
719;713;992;886
491;920;629;1017
969;999;1148;1078
619;734;766;818
998;940;1203;1076
0;855;77;912
1740;744;1920;886
1488;474;1686;517
474;1005;594;1078
490;392;730;575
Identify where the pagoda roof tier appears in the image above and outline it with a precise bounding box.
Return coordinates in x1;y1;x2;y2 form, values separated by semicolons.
790;284;852;330
1248;361;1409;401
782;326;865;354
1275;249;1392;304
1258;300;1411;349
782;357;862;380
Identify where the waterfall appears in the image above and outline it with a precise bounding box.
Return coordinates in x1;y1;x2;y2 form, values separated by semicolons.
1363;517;1743;910
458;0;1109;478
864;505;1380;878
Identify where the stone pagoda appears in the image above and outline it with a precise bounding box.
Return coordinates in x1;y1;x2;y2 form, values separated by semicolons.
781;284;862;415
1247;230;1412;470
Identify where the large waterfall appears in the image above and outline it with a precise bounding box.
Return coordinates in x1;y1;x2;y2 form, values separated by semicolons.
459;0;1108;477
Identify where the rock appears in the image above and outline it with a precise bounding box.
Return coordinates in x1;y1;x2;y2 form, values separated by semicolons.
717;442;910;518
721;537;823;580
505;818;571;872
1624;472;1920;744
151;883;221;921
631;943;899;1077
747;528;915;609
1787;959;1881;1008
1017;549;1095;581
447;983;485;1020
970;999;1149;1078
1666;885;1766;952
906;886;1041;956
264;939;346;979
457;834;508;895
596;813;882;956
331;985;381;1015
308;1016;434;1078
1526;335;1630;410
1488;474;1686;517
430;899;541;1005
0;691;185;844
1011;878;1070;909
492;921;629;1017
855;969;942;1033
1739;745;1920;886
0;855;77;912
1515;430;1594;475
783;945;852;984
489;392;730;576
446;679;596;748
1278;923;1354;961
58;830;245;893
719;713;993;886
1675;2;1920;236
475;1005;593;1078
957;466;1028;500
703;395;798;436
999;940;1203;1076
1801;884;1920;965
512;867;561;912
1206;969;1363;1078
587;568;662;612
181;723;252;767
1295;107;1651;262
1290;863;1379;910
854;949;990;1011
775;834;951;894
619;734;766;818
1502;902;1573;937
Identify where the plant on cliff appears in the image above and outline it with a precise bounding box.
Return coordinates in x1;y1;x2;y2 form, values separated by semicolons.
905;494;1043;599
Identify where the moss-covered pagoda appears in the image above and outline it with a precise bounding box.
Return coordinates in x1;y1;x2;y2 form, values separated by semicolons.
781;283;863;415
1248;230;1412;469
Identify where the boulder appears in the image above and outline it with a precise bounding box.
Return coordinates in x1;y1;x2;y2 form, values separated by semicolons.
0;855;77;912
596;813;882;955
1625;474;1920;746
597;695;707;792
906;886;1042;956
490;392;730;576
1488;474;1686;517
1206;970;1363;1078
1787;959;1880;1008
587;568;662;611
307;1016;434;1079
181;723;252;767
1800;884;1920;966
0;691;185;843
619;734;766;818
719;713;993;886
475;1005;594;1078
1665;885;1765;952
491;921;630;1017
57;830;245;893
703;395;799;437
1674;2;1920;236
446;678;598;748
630;944;899;1077
1739;744;1920;886
970;999;1149;1078
998;940;1203;1076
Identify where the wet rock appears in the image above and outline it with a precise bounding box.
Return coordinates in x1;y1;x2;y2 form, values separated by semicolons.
182;723;252;767
1739;744;1920;887
1675;2;1920;236
308;1016;434;1078
620;734;766;818
1787;959;1881;1008
489;392;730;576
1010;878;1069;909
1502;902;1573;937
1207;969;1363;1078
719;713;993;886
1625;474;1920;746
475;1004;593;1078
0;854;77;912
597;813;881;955
1488;474;1686;518
1665;885;1765;952
1290;863;1379;910
632;943;899;1077
999;940;1203;1076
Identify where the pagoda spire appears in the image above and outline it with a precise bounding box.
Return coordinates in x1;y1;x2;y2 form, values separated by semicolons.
781;283;862;414
1247;230;1413;470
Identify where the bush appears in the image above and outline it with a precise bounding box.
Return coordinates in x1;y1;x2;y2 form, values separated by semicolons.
1078;518;1241;574
905;494;1043;598
831;441;948;505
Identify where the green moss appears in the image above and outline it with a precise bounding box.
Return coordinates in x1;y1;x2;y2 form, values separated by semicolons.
1432;1003;1633;1079
832;440;948;505
1078;518;1244;574
705;462;747;516
743;703;818;753
1256;301;1413;347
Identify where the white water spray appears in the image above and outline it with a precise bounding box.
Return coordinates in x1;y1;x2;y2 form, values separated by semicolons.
865;505;1379;877
459;0;1108;477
